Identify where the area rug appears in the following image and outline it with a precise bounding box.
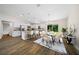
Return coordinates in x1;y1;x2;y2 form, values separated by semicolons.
34;38;67;54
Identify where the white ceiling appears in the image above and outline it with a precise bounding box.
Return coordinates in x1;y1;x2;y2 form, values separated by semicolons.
0;4;72;24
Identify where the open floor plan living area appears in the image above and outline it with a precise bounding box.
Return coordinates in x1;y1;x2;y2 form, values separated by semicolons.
0;4;79;55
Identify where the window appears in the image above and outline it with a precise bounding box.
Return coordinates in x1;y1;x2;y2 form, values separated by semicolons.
47;24;58;32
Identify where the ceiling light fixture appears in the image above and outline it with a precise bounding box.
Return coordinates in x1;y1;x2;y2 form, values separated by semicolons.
19;13;24;17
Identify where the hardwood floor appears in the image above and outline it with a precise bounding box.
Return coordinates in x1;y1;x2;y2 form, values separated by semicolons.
0;35;78;55
63;38;78;55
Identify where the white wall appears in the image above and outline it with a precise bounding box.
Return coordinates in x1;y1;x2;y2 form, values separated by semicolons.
0;20;3;39
67;5;79;51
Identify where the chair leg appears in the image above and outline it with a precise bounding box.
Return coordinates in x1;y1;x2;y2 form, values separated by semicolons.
52;40;55;45
42;39;44;42
46;41;51;48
